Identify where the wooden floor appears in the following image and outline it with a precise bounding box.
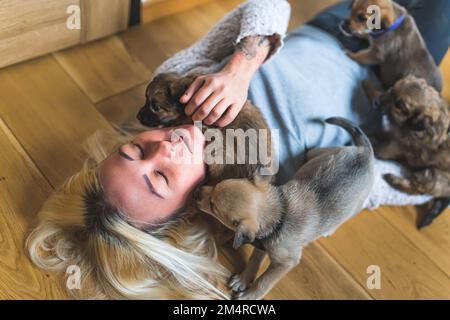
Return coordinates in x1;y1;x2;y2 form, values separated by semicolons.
0;0;449;300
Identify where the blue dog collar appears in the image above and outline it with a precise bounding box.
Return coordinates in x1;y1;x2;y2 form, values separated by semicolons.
370;14;406;38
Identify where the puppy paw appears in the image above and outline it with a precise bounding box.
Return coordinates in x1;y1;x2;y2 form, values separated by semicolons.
345;50;358;60
412;169;436;193
383;174;410;191
383;173;429;195
228;273;253;293
231;288;262;300
361;80;381;106
415;168;434;181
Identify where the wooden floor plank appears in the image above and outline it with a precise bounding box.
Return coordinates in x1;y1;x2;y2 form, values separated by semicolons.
219;241;371;300
378;206;450;277
1;0;448;300
54;36;151;103
121;15;205;73
121;0;234;74
0;56;111;187
441;49;450;102
319;210;450;299
0;118;67;299
215;0;243;12
95;83;146;125
266;243;372;300
142;0;212;24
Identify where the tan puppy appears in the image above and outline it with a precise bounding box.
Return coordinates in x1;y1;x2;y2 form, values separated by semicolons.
342;0;442;91
196;118;375;300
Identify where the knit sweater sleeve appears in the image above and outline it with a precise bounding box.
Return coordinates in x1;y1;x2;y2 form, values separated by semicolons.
154;0;291;76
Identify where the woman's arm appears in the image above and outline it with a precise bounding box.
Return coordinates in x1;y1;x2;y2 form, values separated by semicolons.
154;0;290;127
182;35;272;126
155;0;290;76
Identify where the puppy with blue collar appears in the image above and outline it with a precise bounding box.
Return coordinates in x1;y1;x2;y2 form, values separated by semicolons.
341;0;442;91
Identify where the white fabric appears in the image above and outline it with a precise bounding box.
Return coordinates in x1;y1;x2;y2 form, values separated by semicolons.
155;0;291;76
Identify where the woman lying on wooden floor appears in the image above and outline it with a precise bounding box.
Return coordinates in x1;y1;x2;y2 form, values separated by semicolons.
26;0;449;299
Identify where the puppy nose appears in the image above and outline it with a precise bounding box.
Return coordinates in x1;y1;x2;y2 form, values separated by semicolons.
339;19;352;36
136;106;146;122
137;106;159;127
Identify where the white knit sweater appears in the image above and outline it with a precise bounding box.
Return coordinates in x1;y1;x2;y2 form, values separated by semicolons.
155;0;291;76
153;0;436;210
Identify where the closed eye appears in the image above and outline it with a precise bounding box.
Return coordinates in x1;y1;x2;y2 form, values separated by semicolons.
357;13;367;23
150;98;162;112
394;100;408;113
157;170;169;186
132;142;145;159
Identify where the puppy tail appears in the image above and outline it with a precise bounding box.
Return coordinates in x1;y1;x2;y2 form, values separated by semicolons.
325;117;373;153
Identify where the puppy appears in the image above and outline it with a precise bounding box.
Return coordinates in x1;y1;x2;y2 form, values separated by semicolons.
137;73;196;127
366;75;450;193
196;117;375;300
342;0;442;91
136;73;274;184
365;75;450;227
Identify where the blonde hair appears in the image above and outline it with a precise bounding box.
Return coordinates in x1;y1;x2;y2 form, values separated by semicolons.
26;124;230;299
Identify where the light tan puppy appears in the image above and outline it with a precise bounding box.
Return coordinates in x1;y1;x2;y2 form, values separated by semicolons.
196;118;375;300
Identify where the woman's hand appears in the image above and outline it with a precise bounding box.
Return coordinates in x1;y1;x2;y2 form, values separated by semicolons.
181;64;251;127
180;35;272;127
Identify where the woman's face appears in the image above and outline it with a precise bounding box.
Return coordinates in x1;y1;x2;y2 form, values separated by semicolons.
98;125;206;225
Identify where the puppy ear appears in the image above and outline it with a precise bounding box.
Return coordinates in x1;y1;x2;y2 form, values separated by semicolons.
252;175;270;191
348;0;355;9
149;73;169;89
169;75;197;99
194;186;213;211
233;226;255;249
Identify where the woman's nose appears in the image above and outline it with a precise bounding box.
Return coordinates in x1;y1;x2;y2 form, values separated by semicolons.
144;140;173;160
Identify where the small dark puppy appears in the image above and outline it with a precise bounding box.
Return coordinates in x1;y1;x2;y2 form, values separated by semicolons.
137;73;196;127
343;0;442;91
137;73;274;184
365;75;450;227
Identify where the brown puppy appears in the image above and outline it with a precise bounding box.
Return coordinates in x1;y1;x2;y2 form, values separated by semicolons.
343;0;442;91
366;76;450;193
365;75;450;227
137;73;197;127
196;118;375;300
136;73;275;184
